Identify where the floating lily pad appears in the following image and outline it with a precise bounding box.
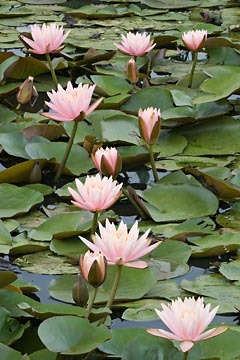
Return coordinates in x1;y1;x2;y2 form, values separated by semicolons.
29;211;94;241
26;141;92;175
181;274;240;313
0;184;43;218
189;232;240;257
219;260;240;281
137;178;218;222
177;117;240;156
38;316;111;355
14;251;78;275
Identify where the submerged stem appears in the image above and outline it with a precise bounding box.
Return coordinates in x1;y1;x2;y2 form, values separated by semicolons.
45;52;58;89
188;51;198;88
54;119;79;183
148;144;159;182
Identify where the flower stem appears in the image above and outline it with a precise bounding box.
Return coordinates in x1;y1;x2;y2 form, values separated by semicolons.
91;211;99;236
148;144;159;182
183;351;189;360
98;265;123;325
188;51;198;88
122;187;146;219
45;52;58;89
85;287;98;319
54;119;79;183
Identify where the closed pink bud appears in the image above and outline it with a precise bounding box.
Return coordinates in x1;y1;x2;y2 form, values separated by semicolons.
17;76;38;105
91;147;122;178
126;58;139;85
80;251;107;288
138;107;161;145
182;30;207;52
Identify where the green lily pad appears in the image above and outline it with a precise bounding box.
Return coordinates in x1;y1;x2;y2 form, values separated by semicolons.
29;211;94;241
14;251;78;275
38;316;111;355
26;141;92;176
181;274;240;313
91;75;132;96
0;271;17;288
189;232;240;257
185;167;240;201
0;343;25;360
120;86;174;114
0;220;12;245
137;179;218;222
99;328;180;359
219;260;240;281
177;117;240;156
0;184;43;218
0;307;25;346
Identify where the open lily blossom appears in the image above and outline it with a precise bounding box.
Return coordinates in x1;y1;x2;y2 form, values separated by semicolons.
182;30;207;52
91;147;122;178
138;107;161;145
68;174;122;212
20;23;70;55
147;297;228;353
80;219;161;268
114;32;156;57
42;81;103;122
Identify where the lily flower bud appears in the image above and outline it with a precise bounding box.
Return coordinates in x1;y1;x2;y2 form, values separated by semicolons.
126;58;139;85
80;251;107;288
72;274;89;307
138;107;161;145
17;76;38;106
91;147;122;179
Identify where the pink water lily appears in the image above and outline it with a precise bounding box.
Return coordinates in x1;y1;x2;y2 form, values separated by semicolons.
68;174;122;212
80;219;161;268
42;81;103;122
114;32;156;57
147;297;228;353
138;107;161;145
182;30;207;52
80;251;107;288
91;147;122;178
20;23;70;55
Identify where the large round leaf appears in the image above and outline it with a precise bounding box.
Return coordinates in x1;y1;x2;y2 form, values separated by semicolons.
38;316;111;354
120;86;174;114
26;142;92;175
137;182;218;222
0;184;43;218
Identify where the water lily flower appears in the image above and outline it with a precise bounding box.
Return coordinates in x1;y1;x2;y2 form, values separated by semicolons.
182;30;207;52
20;23;70;55
126;58;139;85
114;32;156;57
147;297;228;353
80;251;107;288
138;107;161;145
17;76;38;106
42;81;103;122
80;219;161;268
91;147;122;178
68;174;122;212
